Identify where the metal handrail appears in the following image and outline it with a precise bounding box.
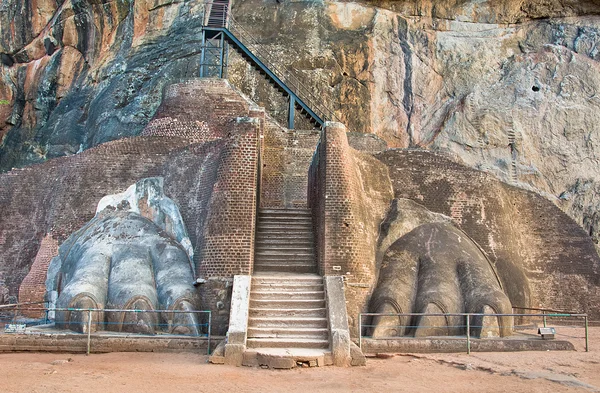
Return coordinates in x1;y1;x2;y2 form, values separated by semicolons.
359;312;590;354
512;306;586;329
203;2;344;126
228;15;341;123
3;307;213;355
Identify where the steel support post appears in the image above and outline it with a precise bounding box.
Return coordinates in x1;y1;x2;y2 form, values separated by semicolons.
288;95;295;129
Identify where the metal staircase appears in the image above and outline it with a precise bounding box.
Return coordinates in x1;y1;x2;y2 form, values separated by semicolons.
200;1;340;129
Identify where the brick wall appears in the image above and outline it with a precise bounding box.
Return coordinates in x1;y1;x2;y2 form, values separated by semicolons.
309;123;392;332
0;136;195;304
260;120;319;208
17;235;58;317
197;117;260;277
0;78;265;333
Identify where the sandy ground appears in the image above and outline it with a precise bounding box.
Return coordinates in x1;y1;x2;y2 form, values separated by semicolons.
1;327;598;393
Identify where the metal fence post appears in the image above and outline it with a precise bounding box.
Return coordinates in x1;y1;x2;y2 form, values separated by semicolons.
86;309;92;356
207;311;212;356
543;312;547;328
585;315;589;353
358;314;362;351
466;314;471;355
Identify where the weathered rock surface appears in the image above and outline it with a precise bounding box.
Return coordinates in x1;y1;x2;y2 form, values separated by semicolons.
1;0;599;249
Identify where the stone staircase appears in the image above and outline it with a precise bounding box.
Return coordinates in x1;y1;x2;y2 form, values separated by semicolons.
254;208;317;273
246;274;330;351
245;208;331;363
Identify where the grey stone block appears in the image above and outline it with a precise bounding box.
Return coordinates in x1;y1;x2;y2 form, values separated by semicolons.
331;329;351;367
256;353;296;369
350;342;366;366
224;343;246;366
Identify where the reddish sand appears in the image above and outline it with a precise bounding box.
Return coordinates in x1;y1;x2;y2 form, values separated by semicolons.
1;327;598;393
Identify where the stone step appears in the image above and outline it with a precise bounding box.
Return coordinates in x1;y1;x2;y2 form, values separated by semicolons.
251;291;324;300
247;327;329;340
256;245;314;251
255;244;314;251
259;209;311;216
248;317;328;328
257;223;312;230
249;307;327;318
254;259;315;266
254;259;315;264
242;348;333;368
257;216;313;222
255;251;314;258
250;299;325;309
256;232;313;239
255;248;314;254
251;283;323;292
255;254;315;260
246;337;329;349
258;216;312;222
254;264;317;274
251;275;322;285
257;225;313;231
255;238;314;245
257;223;312;228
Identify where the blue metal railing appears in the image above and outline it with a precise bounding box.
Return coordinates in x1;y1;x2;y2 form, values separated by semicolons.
201;2;343;129
359;311;590;354
1;304;213;355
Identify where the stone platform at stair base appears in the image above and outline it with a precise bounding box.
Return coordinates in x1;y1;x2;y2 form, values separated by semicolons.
361;337;575;354
242;348;333;369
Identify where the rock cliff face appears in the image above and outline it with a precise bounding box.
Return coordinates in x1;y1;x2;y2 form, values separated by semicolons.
1;0;599;247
